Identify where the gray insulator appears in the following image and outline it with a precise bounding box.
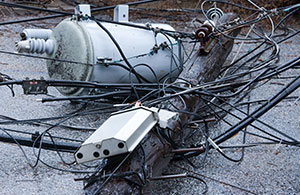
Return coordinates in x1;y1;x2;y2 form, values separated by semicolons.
206;8;224;20
16;38;54;55
29;39;54;54
21;29;52;40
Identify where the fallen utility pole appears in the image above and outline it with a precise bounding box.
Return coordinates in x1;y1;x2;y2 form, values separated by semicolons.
85;13;240;194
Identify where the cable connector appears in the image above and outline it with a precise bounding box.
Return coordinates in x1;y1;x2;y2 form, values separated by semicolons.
22;77;48;95
153;27;161;35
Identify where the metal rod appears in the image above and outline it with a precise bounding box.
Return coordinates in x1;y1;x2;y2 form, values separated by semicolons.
150;173;187;180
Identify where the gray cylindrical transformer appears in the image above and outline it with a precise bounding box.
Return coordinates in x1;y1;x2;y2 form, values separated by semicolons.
16;4;183;96
46;19;182;96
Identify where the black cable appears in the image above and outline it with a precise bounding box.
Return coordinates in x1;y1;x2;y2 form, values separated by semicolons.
0;114;95;132
0;2;72;15
39;90;131;103
0;14;68;26
0;49;95;66
0;126;83;142
0;0;162;26
93;153;132;195
143;52;300;106
200;94;298;144
94;20;150;83
214;74;300;146
0;130;79;153
225;29;300;78
92;0;162;13
32;114;80;168
0;128;36;167
201;0;266;12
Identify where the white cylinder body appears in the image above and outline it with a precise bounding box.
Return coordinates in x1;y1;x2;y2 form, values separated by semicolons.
47;19;182;96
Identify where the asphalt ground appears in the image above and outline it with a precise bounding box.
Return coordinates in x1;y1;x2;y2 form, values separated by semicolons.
0;13;299;195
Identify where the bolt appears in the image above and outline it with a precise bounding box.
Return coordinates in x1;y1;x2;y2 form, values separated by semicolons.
197;31;205;38
96;144;101;149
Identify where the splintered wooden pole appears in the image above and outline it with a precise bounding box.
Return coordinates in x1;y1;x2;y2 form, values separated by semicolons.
85;13;239;194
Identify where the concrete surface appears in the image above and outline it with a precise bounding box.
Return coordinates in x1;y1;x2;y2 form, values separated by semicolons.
0;13;299;195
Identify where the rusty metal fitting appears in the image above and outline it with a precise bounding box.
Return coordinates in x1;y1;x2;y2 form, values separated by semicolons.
195;23;213;40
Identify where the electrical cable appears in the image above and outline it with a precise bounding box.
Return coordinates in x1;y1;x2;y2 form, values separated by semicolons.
0;0;163;26
214;74;300;146
1;1;300;192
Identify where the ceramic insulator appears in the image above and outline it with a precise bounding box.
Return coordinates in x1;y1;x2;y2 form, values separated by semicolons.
21;29;52;40
16;38;54;55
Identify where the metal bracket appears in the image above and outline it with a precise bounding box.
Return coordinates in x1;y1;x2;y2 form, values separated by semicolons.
96;57;112;66
74;4;91;17
114;5;129;22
